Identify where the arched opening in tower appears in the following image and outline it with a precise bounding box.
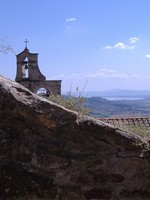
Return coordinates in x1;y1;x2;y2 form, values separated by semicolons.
36;88;50;97
22;57;29;78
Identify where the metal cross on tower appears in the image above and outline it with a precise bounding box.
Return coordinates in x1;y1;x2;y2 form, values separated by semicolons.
24;39;29;49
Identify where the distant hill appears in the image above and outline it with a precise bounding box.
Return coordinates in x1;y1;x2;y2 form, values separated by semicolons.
85;96;150;117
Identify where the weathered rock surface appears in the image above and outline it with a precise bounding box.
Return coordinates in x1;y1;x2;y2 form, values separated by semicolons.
0;75;150;200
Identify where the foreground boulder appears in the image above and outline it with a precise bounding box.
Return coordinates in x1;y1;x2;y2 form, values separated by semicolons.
0;75;150;200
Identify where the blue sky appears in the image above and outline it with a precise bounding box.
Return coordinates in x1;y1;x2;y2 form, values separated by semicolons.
1;0;150;92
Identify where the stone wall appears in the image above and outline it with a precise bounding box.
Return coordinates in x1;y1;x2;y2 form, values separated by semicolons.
0;75;150;200
19;80;61;95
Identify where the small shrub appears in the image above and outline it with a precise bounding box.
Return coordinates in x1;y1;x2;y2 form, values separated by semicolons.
47;86;91;115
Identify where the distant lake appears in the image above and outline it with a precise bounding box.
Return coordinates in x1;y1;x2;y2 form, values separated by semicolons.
103;97;145;101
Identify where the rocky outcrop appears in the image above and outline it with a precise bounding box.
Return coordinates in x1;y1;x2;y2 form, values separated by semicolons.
0;75;150;200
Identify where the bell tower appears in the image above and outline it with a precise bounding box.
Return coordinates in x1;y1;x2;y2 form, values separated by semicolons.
15;40;61;95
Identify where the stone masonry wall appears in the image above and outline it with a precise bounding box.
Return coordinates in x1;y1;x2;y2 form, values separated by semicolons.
0;75;150;200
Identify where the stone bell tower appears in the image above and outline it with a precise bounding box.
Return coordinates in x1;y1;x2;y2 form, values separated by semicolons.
15;40;61;95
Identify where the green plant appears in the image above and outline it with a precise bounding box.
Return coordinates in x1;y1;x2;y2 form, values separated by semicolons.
47;84;91;115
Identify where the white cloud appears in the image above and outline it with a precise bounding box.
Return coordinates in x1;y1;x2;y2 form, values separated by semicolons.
114;42;134;49
85;68;128;78
103;45;113;49
145;54;150;58
103;36;140;50
66;17;76;22
103;42;135;50
55;69;128;79
114;43;127;49
129;37;139;44
51;69;143;81
131;74;139;78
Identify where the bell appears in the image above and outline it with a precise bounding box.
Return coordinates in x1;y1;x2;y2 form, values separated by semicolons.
24;64;28;70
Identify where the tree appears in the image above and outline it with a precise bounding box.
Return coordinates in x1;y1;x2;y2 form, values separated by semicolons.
0;37;15;54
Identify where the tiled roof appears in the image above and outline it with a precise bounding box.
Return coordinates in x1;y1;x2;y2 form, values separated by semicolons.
100;117;150;127
99;117;150;136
